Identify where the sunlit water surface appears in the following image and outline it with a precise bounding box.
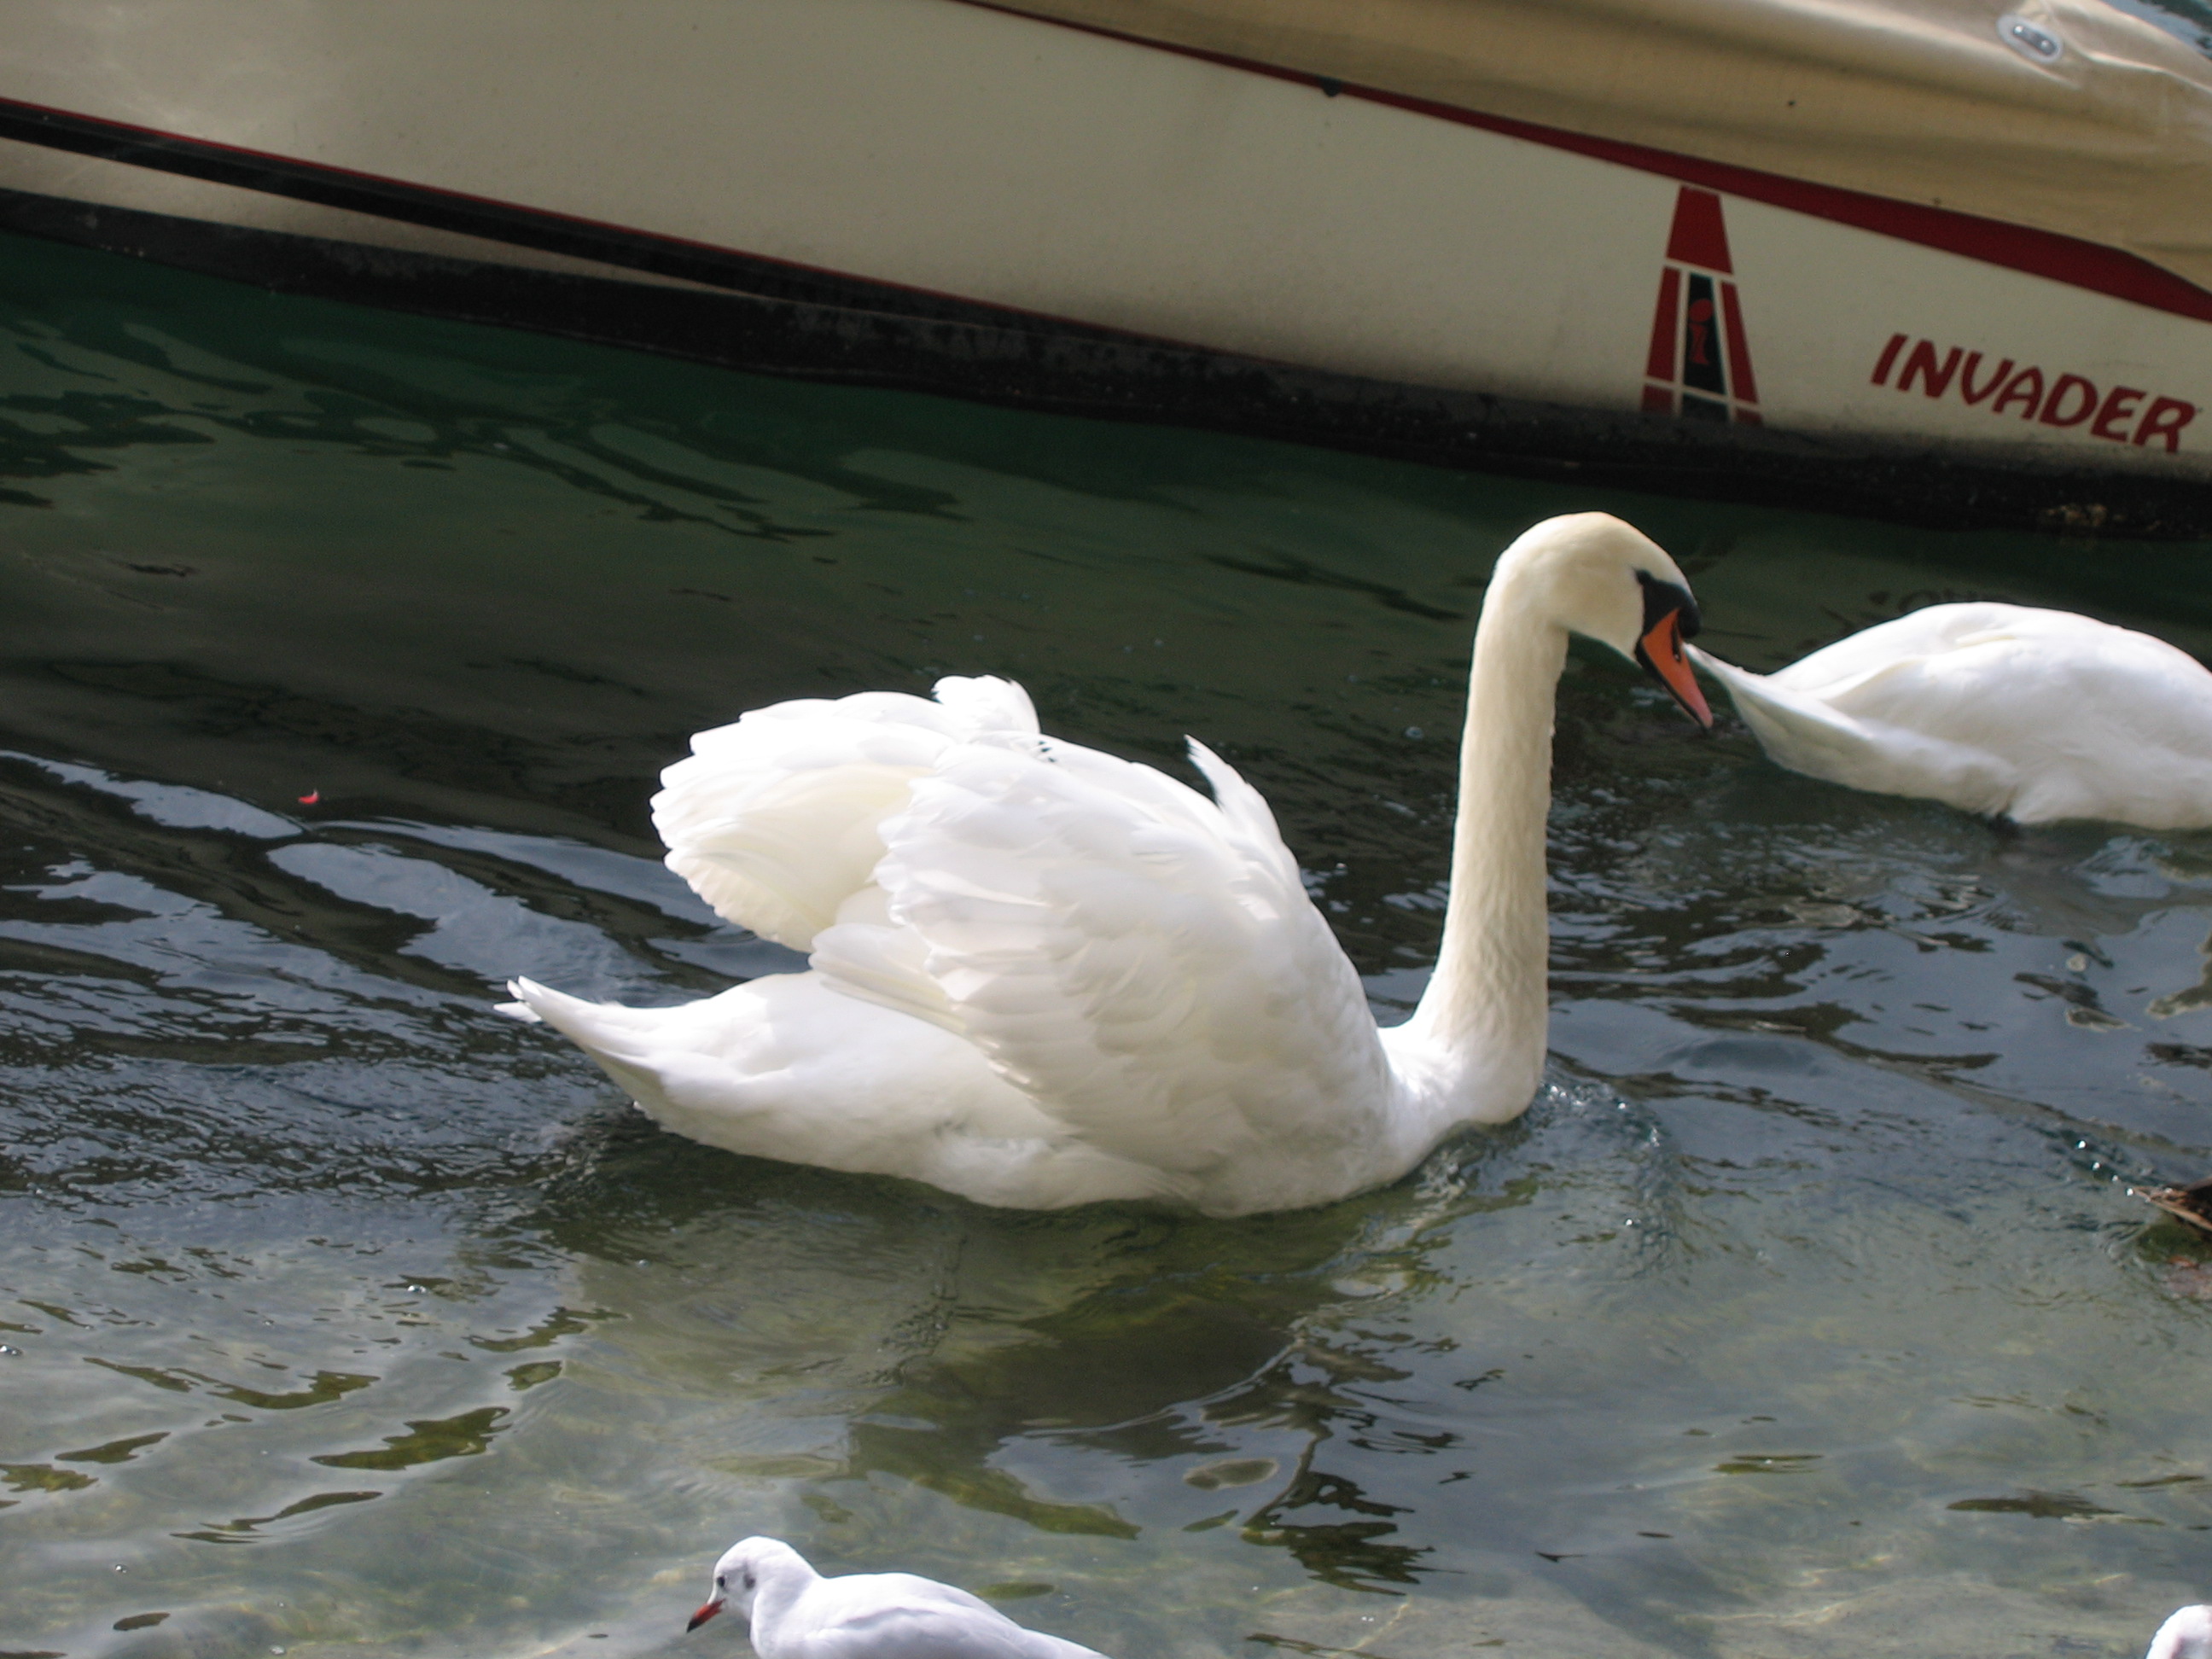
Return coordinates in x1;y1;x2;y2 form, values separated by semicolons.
1;234;2209;1659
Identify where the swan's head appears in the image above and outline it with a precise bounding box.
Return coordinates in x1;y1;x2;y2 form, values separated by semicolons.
2147;1605;2212;1659
1494;512;1711;726
689;1535;808;1632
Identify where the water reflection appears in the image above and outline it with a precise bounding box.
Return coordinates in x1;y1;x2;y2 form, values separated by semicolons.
2;230;2211;1659
526;1119;1528;1585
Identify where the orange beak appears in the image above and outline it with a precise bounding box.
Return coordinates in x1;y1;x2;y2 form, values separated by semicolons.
687;1597;724;1633
1638;610;1712;728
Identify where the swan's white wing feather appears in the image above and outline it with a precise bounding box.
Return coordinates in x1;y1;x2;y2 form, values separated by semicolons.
1755;602;2033;697
842;732;1391;1210
653;677;1039;948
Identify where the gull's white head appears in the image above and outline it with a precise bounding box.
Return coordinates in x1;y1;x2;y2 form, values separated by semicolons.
2148;1605;2212;1659
689;1535;810;1634
1490;512;1710;726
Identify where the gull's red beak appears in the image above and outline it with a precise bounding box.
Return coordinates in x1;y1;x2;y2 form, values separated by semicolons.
1636;608;1712;728
687;1597;725;1633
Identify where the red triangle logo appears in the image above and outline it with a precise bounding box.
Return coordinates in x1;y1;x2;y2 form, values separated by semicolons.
1643;188;1761;425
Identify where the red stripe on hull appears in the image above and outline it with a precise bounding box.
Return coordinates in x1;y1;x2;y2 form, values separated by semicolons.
1720;280;1758;406
1645;265;1681;382
962;0;2212;327
1666;189;1732;273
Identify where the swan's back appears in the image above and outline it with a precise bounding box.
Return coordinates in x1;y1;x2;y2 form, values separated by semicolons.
1703;604;2212;826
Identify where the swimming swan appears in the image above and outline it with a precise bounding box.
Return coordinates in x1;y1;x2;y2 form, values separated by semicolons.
1691;603;2212;828
502;513;1710;1217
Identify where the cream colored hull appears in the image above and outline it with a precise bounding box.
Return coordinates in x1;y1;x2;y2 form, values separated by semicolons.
2;0;2208;487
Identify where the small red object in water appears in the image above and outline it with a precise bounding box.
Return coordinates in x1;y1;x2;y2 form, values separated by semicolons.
298;790;320;806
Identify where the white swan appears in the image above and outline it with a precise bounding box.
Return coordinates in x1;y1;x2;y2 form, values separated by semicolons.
1691;603;2212;827
503;513;1710;1217
686;1536;1109;1658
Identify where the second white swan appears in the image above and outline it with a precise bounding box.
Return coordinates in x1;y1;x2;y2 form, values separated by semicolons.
503;512;1710;1217
1691;603;2212;828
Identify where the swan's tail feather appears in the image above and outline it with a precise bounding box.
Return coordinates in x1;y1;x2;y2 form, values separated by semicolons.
495;970;1185;1209
502;976;662;1067
499;976;704;1112
499;977;839;1134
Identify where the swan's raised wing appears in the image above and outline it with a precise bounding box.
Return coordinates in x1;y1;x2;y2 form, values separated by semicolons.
652;677;1038;950
817;732;1391;1212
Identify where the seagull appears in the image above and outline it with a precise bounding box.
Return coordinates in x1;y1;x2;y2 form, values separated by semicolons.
687;1536;1111;1659
2148;1605;2212;1659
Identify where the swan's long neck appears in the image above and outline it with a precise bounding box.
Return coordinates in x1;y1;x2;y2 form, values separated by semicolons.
1397;573;1565;1116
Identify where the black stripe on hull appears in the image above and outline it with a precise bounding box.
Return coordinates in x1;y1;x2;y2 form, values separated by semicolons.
0;94;1142;341
2;183;2208;538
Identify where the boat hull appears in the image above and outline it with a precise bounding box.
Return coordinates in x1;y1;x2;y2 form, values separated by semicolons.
3;0;2209;527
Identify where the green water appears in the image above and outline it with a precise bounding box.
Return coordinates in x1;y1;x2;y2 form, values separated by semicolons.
1;231;2208;1659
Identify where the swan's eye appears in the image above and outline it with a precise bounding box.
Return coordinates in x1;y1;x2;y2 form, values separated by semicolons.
715;1574;725;1590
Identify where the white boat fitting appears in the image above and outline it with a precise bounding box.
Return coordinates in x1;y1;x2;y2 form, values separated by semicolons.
2;0;2210;527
